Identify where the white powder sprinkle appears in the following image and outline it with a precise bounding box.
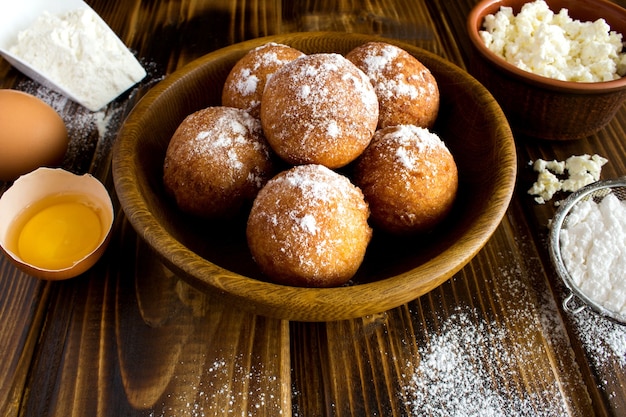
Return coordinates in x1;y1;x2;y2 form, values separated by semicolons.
560;193;626;316
235;68;259;96
298;214;318;235
383;125;449;172
571;309;626;371
355;43;433;104
401;308;570;417
326;120;340;138
362;44;400;73
148;353;284;417
400;230;626;416
10;7;146;111
395;146;415;170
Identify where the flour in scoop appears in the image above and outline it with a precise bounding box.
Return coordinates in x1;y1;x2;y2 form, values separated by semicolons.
560;192;626;316
10;7;146;111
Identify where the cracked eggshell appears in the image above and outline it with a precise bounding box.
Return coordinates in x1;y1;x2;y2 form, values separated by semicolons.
0;167;114;280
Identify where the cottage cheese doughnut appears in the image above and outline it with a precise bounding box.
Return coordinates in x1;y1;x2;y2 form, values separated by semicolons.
354;125;457;234
260;53;379;168
346;42;439;129
222;43;305;118
247;164;372;287
163;106;276;218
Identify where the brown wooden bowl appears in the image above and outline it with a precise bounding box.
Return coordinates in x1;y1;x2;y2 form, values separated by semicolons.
112;32;516;322
467;0;626;140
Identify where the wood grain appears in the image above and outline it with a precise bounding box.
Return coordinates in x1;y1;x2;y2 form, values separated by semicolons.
0;0;625;415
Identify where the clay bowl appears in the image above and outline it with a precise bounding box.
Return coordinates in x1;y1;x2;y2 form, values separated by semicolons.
112;32;516;322
467;0;626;140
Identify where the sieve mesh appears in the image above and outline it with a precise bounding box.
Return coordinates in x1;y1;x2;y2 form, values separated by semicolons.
549;178;626;325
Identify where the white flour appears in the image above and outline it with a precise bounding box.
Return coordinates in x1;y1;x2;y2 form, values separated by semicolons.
560;193;626;316
400;235;626;416
401;308;570;417
10;7;146;111
7;57;161;176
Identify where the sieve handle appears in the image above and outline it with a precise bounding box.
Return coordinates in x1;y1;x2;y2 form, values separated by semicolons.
563;292;586;314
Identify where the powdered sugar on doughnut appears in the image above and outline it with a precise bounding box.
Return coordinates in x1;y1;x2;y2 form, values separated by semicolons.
357;43;435;101
231;43;300;97
261;53;379;168
282;164;362;207
247;164;372;287
183;108;267;182
233;68;259;97
346;42;440;128
163;106;275;217
289;53;378;113
384;125;450;179
222;43;304;117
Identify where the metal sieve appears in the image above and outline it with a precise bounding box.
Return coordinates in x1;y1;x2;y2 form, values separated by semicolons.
548;177;626;325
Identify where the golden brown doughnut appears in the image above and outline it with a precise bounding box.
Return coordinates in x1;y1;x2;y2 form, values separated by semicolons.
260;53;379;169
163;106;276;218
222;43;305;118
346;42;439;129
353;125;457;234
246;164;372;287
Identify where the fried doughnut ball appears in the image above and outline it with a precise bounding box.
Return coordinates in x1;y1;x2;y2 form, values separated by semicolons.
163;106;276;218
353;125;457;234
346;42;439;129
247;164;372;287
222;43;305;118
260;53;379;169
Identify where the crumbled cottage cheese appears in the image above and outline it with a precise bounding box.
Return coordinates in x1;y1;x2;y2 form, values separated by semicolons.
10;7;146;111
480;0;626;82
528;154;607;204
560;192;626;316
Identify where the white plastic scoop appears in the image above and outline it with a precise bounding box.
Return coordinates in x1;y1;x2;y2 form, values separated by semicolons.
0;0;146;111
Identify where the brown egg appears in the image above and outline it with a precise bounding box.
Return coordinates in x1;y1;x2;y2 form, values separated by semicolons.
0;89;68;181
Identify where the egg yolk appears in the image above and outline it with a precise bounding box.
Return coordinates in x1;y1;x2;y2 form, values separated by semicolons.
16;199;102;270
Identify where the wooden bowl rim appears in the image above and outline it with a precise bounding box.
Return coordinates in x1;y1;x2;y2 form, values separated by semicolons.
112;32;517;321
467;0;626;94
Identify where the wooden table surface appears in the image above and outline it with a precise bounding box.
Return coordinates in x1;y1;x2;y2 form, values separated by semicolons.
2;0;626;415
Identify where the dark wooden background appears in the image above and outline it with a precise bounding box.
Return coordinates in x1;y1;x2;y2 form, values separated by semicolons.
1;0;626;415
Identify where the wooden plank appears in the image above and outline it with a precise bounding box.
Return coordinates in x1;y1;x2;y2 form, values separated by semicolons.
19;220;291;416
291;215;595;416
0;263;49;417
431;1;626;413
1;0;625;416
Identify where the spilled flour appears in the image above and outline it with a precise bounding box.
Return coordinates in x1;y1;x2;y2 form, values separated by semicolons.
14;79;124;172
4;59;162;178
400;236;626;416
571;308;626;373
147;353;283;417
401;308;569;417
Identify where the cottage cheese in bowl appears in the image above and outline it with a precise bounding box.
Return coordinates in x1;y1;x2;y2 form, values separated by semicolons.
479;0;626;82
